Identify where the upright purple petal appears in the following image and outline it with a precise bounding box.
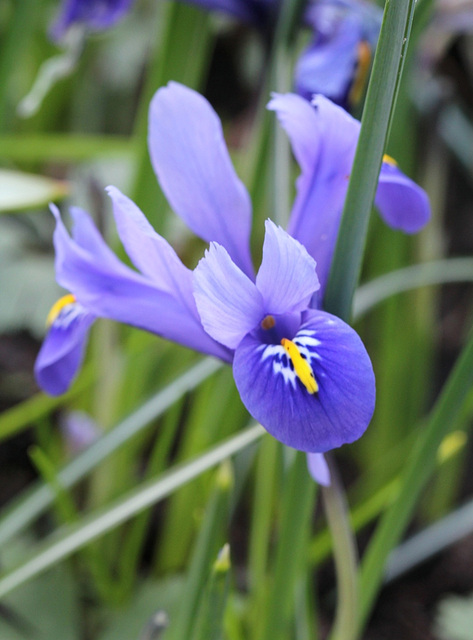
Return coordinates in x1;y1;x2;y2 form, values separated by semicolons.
233;309;375;452
106;186;200;322
52;206;230;361
51;0;134;41
256;220;320;315
375;161;431;233
307;453;331;486
35;300;95;396
193;243;264;349
149;82;254;277
268;93;357;291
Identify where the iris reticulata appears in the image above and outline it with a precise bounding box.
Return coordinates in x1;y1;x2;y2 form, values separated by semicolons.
35;82;430;457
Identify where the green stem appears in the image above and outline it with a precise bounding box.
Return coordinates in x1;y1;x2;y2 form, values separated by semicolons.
260;451;316;640
322;458;359;640
130;2;213;233
324;0;417;320
0;0;35;130
269;0;306;226
358;328;473;633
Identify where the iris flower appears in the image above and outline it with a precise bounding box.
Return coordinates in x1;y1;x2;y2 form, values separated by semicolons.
50;0;134;41
35;83;430;459
295;0;382;108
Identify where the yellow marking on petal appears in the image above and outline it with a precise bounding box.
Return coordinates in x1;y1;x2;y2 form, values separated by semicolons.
382;154;398;167
281;338;318;394
46;294;76;327
349;40;371;106
261;315;276;330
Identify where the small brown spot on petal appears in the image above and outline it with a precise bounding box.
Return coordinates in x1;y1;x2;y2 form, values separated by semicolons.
261;315;276;330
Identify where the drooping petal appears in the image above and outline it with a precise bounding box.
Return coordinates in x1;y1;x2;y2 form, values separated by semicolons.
149;82;254;277
268;93;358;291
106;186;200;322
256;220;320;315
193;242;264;349
307;453;331;486
50;0;134;41
375;160;431;233
51;206;230;360
34;299;95;396
233;309;375;452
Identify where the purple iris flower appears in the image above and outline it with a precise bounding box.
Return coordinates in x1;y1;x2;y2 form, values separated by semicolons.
295;0;382;108
35;83;430;456
50;0;134;41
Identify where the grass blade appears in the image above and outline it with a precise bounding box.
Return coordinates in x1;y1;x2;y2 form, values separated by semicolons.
0;423;264;600
324;0;418;321
0;358;222;548
358;329;473;632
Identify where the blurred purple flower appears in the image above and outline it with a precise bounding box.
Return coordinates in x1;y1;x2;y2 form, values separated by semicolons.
295;0;382;108
35;83;430;456
51;0;134;41
60;410;101;453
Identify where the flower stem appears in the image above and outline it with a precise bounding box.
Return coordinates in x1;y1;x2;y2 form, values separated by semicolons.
322;457;359;640
269;0;307;226
324;0;418;320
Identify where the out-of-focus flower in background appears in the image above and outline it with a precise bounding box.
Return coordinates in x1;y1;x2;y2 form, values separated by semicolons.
295;0;382;108
50;0;135;42
60;410;102;454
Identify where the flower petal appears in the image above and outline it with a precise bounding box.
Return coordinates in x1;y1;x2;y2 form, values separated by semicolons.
295;12;361;105
307;453;331;486
233;309;375;452
51;0;133;41
149;82;254;277
375;161;431;233
34;300;95;396
256;220;319;314
268;93;358;291
52;206;230;360
106;186;200;322
296;0;382;107
193;242;264;349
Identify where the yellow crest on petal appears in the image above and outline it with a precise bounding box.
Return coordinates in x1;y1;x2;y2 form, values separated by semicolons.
46;294;76;327
281;338;318;394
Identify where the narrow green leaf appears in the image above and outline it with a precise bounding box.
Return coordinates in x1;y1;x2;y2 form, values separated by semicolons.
323;461;358;640
0;358;222;548
353;258;473;320
191;544;232;640
170;463;233;640
358;329;473;632
0;135;133;162
0;169;68;212
260;451;316;640
0;423;264;599
324;0;418;321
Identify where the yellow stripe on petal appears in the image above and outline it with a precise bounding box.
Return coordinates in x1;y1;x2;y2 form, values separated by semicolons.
281;338;318;394
382;154;398;167
46;294;76;327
